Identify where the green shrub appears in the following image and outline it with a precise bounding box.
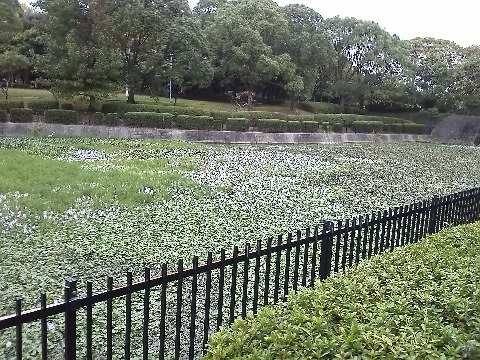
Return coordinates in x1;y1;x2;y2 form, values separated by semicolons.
303;120;318;133
332;122;343;133
286;121;303;133
403;123;426;134
287;115;315;123
173;106;210;117
298;101;343;114
257;119;287;133
60;103;74;110
44;109;79;124
387;123;404;133
0;100;24;112
205;223;480;359
321;122;330;131
90;112;104;125
175;115;218;130
101;101;137;114
10;108;33;123
123;112;174;128
103;113;122;126
0;110;7;122
27;99;59;115
225;117;249;131
351;120;384;133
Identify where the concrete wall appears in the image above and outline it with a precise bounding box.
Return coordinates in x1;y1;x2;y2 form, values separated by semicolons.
0;122;431;144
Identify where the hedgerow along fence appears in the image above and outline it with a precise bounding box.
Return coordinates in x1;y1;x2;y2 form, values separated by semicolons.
1;187;480;359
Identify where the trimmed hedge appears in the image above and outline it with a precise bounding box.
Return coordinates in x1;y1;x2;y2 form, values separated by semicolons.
27;99;59;115
103;113;122;126
0;100;24;113
175;115;220;130
286;121;303;133
123;112;174;128
0;110;7;122
204;222;480;359
44;109;78;124
351;120;384;133
299;101;366;115
60;103;74;110
90;112;104;125
10;108;33;123
224;117;249;131
303;120;318;133
257;119;287;133
403;123;426;134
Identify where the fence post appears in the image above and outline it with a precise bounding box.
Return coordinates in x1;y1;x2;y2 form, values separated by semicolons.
428;195;440;234
64;277;77;360
320;221;334;280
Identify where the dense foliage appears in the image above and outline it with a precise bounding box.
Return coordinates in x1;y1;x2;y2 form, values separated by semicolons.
1;0;480;113
204;222;480;359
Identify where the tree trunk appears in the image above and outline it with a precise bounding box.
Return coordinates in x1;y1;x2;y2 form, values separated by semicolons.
340;95;345;107
290;92;297;111
247;90;254;111
88;95;96;112
127;89;135;104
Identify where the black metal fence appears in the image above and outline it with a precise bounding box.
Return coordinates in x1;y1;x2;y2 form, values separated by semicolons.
1;187;480;359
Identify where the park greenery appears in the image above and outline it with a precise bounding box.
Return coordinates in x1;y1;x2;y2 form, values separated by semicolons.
1;137;480;357
204;222;480;359
1;0;480;115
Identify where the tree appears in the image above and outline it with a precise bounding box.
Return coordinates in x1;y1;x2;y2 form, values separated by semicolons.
454;46;480;114
38;0;121;110
282;4;333;109
408;37;462;111
0;0;23;50
0;51;29;99
193;0;228;29
207;0;294;110
322;17;407;107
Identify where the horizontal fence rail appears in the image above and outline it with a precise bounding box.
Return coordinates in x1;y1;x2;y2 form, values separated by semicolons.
1;187;480;359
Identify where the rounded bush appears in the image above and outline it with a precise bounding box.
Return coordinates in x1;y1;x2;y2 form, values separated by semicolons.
0;100;24;113
286;121;303;133
351;120;384;133
44;109;79;124
0;110;7;122
123;112;174;128
27;99;59;115
10;108;33;123
225;118;250;132
257;119;287;133
303;121;318;133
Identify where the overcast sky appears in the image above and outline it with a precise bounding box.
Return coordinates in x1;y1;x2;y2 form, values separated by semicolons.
188;0;479;47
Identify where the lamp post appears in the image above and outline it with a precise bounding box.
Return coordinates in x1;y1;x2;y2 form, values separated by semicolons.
125;47;131;98
169;53;173;103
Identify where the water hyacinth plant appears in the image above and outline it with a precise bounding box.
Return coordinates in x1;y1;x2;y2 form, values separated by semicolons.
0;137;480;357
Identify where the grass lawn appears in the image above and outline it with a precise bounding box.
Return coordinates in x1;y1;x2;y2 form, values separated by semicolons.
5;88;310;114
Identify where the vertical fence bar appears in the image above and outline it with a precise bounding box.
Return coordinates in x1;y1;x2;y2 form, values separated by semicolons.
189;257;198;360
241;244;250;319
320;222;333;280
283;233;292;301
333;222;341;274
311;227;319;286
427;196;438;235
341;219;349;271
125;272;132;360
362;214;369;260
217;249;225;330
388;209;395;252
348;218;356;267
302;229;309;287
64;277;77;360
159;263;167;360
203;253;212;355
229;246;239;324
264;237;272;306
253;240;261;314
175;259;184;360
404;205;412;245
106;276;113;360
392;207;399;248
374;211;381;254
293;231;301;292
273;235;282;304
143;268;151;360
15;297;22;360
86;281;93;360
41;292;47;360
355;216;362;264
368;213;375;259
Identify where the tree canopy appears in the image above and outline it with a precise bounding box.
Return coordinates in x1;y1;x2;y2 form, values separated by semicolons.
2;0;479;114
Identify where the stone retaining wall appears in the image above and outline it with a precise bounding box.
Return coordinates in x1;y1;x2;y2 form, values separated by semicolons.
0;122;431;144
